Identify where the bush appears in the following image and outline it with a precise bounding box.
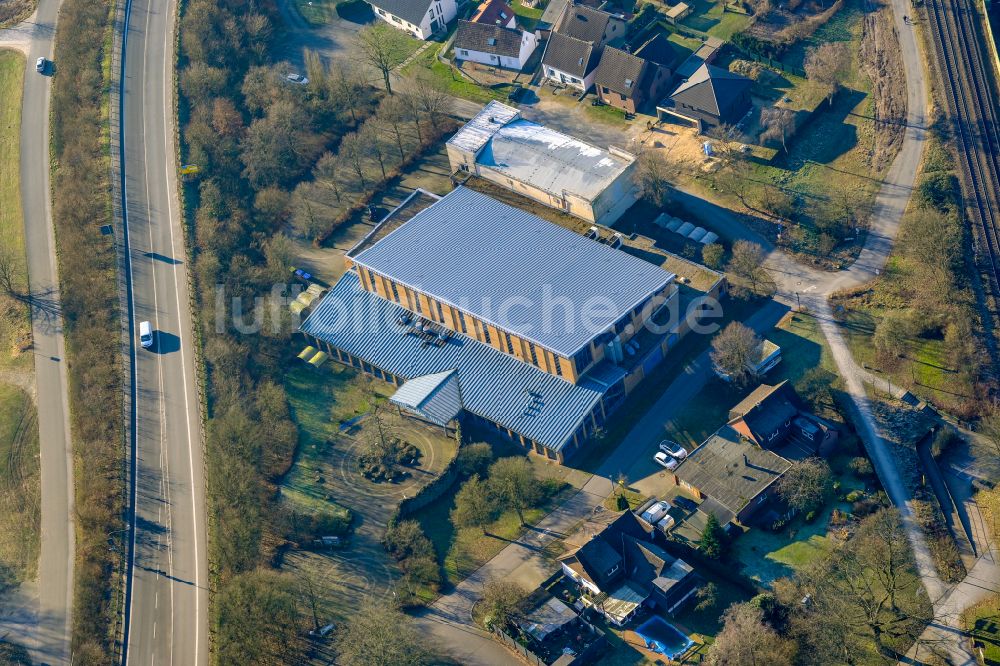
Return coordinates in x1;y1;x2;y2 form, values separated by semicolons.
805;510;816;523
456;442;493;477
845;489;864;503
916;171;959;210
383;520;441;601
930;428;958;460
849;456;874;478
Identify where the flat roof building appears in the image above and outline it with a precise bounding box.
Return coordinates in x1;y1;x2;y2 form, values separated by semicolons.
447;101;640;224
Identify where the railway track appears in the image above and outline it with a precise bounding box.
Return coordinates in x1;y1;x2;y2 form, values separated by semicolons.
924;0;1000;367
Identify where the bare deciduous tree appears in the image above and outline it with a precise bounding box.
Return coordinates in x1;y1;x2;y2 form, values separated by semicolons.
727;240;773;295
710;321;762;385
804;42;851;104
760;107;795;152
707;602;797;666
776;457;832;513
339;132;369;190
357;23;409;95
632;149;677;207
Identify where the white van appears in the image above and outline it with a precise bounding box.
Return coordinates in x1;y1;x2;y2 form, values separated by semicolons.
139;321;153;348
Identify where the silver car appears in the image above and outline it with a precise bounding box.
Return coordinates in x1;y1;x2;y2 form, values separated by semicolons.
659;439;688;459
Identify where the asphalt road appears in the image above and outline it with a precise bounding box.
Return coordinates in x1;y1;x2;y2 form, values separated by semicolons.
4;0;76;663
120;0;207;662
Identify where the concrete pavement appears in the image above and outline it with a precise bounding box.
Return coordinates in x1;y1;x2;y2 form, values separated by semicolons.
119;0;207;662
0;1;74;663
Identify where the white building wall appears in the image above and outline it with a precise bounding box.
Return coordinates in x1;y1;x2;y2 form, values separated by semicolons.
371;0;455;39
455;30;538;70
543;64;595;91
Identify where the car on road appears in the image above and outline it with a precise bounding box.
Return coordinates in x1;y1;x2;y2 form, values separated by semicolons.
658;440;688;459
36;57;48;74
671;496;697;512
139;321;153;349
653;451;679;470
285;72;309;85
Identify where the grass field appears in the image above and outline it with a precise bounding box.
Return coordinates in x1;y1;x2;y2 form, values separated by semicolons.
963;594;1000;663
0;384;40;584
679;0;752;39
412;470;570;586
0;49;40;586
404;46;518;104
293;0;336;26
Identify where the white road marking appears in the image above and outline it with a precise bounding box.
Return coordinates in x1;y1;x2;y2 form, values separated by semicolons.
160;0;203;661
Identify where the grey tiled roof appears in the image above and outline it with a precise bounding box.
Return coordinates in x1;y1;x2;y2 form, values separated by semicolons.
368;0;432;25
542;31;598;77
301;272;614;451
350;187;672;357
556;3;616;42
455;20;524;58
673;425;791;515
670;63;751;117
594;46;646;98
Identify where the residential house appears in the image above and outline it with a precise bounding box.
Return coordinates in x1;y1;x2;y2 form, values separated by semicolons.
447;100;640;224
454;0;539;71
672;425;792;525
300;186;680;462
728;381;839;456
672;382;839;524
594;33;674;114
470;0;517;26
541;3;625;90
659;62;752;131
368;0;456;39
558;511;701;626
454;22;539;70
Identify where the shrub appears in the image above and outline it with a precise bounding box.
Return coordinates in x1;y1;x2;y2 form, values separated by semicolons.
845;489;864;503
916;171;959;210
849;456;874;477
805;511;816;523
456;442;493;477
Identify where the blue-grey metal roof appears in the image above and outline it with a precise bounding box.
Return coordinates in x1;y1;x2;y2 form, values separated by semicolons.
390;369;464;426
301;272;612;451
351;187;675;358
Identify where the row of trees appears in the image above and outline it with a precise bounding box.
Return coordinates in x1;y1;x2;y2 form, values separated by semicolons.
292;74;454;242
177;0;388;662
48;0;124;659
452;456;551;532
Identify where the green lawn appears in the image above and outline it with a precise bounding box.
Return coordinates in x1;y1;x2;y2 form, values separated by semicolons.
584;102;629;126
510;0;542;31
963;594;1000;663
293;0;336;26
0;51;31;373
412;468;569;585
679;0;752;40
403;46;517;104
281;363;388;515
0;50;39;586
0;383;40;583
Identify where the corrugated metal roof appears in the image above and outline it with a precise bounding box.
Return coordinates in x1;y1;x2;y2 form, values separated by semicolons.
390;369;464;426
446;100;521;155
351;187;673;357
301;272;608;451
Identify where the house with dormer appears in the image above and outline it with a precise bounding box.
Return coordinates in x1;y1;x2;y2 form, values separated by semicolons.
454;0;539;70
541;2;625;90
